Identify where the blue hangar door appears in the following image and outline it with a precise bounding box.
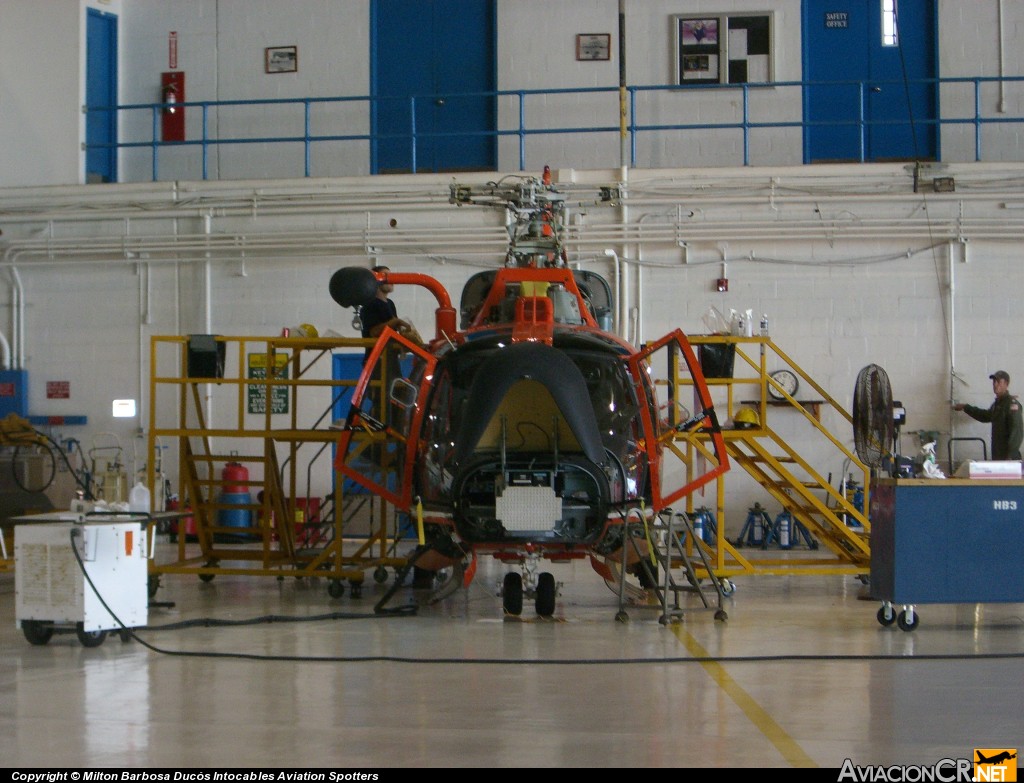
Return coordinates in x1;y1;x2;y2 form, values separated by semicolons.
372;0;497;173
802;0;937;162
86;8;118;183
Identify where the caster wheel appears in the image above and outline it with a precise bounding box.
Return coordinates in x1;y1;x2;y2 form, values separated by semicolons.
147;575;161;598
349;581;363;599
897;609;919;632
877;605;896;627
22;621;53;646
75;623;107;648
327;579;345;599
719;579;735;597
615;610;629;623
118;629;133;643
373;566;388;584
714;609;728;622
198;572;215;583
502;572;523;616
535;572;556;617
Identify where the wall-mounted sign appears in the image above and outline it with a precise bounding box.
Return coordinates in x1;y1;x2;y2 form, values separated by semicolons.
247;353;290;414
169;31;178;69
46;381;70;399
825;12;849;29
576;33;611;61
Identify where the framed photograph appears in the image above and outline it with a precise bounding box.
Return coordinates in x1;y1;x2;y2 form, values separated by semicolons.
265;45;298;74
576;33;611;61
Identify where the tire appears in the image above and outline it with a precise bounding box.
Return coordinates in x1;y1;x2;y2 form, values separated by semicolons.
897;609;919;632
75;623;107;648
877;605;896;626
535;572;556;617
502;572;523;616
22;621;53;646
327;579;345;598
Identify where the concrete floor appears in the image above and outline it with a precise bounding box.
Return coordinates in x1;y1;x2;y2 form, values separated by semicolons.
1;543;1022;769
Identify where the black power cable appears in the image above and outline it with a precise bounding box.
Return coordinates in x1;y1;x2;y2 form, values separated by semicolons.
65;527;1024;665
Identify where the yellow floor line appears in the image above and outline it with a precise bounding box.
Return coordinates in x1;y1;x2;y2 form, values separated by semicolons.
671;624;818;768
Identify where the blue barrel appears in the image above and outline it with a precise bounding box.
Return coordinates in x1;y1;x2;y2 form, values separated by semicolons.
217;491;253;541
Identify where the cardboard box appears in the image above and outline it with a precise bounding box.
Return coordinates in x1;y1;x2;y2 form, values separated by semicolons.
964;460;1023;479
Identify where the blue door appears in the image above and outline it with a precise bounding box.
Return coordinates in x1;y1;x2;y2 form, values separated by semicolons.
86;8;118;183
802;0;937;162
371;0;496;173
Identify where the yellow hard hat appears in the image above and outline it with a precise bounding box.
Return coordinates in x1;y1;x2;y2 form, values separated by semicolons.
733;407;760;429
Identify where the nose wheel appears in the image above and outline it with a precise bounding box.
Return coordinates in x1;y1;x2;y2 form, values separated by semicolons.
501;569;558;617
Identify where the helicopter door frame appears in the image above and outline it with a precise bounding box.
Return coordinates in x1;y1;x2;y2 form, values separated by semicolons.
334;327;436;511
629;329;729;511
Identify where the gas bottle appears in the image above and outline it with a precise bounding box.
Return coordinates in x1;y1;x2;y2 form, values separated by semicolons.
129;481;151;513
692;513;704;544
776;511;791;549
222;461;249;493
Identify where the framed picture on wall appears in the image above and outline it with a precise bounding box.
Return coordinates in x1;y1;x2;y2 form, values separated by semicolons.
265;45;298;74
576;33;611;61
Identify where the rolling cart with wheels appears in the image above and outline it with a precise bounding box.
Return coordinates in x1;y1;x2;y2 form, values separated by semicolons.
14;515;148;646
870;479;1024;631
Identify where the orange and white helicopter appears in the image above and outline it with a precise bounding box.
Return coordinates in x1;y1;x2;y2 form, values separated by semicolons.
330;169;728;616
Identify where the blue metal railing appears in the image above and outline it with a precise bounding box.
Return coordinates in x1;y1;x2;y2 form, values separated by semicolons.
85;76;1024;182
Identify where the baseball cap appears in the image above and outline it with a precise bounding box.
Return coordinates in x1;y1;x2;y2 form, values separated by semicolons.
990;370;1010;382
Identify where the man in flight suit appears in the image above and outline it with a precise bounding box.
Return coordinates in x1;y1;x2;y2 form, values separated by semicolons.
953;370;1024;460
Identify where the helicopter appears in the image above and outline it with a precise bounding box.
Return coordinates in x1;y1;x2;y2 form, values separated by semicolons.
330;169;729;616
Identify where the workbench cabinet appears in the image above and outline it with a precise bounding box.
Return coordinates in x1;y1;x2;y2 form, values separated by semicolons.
870;479;1024;628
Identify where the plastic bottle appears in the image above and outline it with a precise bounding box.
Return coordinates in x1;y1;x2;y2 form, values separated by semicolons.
129;481;151;513
760;314;769;336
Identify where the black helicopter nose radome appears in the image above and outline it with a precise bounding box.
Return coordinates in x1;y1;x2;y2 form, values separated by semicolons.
329;266;379;308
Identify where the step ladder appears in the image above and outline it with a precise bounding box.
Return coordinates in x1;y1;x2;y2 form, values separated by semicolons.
615;508;729;625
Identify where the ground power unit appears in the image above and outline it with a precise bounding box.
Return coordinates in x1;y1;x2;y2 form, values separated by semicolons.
15;518;148;647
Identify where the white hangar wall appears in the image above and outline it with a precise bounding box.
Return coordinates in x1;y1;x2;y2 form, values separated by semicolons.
5;0;1024;187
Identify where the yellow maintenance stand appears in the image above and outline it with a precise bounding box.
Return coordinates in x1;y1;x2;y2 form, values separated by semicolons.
145;333;407;598
666;334;872;586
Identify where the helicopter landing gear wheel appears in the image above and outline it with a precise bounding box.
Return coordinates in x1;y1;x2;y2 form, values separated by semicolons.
502;572;523;616
22;621;53;646
75;623;107;648
327;579;345;599
897;608;919;632
535;572;556;617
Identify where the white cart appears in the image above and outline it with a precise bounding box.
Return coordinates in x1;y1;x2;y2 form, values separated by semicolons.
15;517;148;647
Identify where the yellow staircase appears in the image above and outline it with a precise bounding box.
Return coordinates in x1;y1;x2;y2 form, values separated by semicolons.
672;335;872;580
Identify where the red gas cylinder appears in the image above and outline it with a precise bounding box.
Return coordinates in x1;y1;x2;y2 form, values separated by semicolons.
222;461;249;493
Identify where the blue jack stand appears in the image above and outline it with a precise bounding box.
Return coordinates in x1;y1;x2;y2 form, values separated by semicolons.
764;510;819;550
734;503;772;548
690;506;717;545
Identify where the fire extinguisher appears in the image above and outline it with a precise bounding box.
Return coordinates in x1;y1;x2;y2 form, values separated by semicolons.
162;83;178;114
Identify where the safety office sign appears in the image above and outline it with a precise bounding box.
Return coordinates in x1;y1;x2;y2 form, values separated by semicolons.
247;353;290;414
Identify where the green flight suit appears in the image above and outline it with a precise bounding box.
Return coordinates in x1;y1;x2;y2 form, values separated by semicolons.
962;392;1024;460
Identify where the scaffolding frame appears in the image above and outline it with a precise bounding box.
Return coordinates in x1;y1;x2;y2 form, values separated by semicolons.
668;335;873;582
146;334;408;593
